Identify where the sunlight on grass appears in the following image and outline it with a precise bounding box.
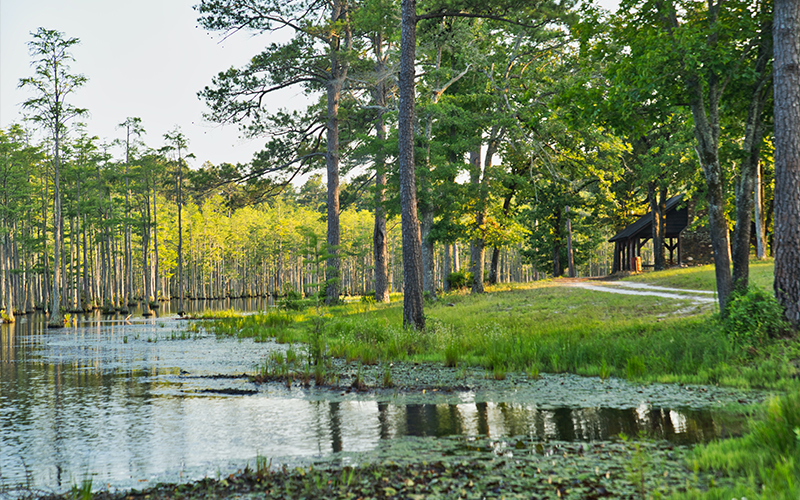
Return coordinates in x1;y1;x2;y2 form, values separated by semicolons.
201;261;796;390
623;259;774;291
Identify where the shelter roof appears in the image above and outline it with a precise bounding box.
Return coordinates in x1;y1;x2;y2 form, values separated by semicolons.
609;194;686;243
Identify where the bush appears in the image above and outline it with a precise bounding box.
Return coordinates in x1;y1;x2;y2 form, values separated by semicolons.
280;289;306;311
724;286;791;348
446;271;472;290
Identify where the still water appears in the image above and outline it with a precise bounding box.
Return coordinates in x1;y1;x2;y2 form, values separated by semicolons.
1;301;748;495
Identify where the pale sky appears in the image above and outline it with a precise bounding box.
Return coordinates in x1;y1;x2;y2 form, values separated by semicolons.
1;0;617;170
0;0;291;167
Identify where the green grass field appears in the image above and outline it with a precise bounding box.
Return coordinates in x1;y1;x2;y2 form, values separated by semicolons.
623;258;775;291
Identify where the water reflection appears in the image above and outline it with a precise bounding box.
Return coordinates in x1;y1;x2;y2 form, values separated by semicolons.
0;305;743;494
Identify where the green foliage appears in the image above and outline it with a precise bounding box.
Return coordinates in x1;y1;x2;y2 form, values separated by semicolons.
445;270;472;290
71;476;93;500
723;286;791;349
279;286;306;311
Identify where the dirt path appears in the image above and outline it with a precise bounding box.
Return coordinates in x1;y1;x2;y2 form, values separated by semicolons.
559;279;718;304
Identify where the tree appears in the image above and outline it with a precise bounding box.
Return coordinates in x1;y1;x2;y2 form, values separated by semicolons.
116;117;146;311
605;0;774;312
161;127;192;315
196;0;354;305
19;28;87;328
0;126;39;322
398;0;425;329
396;0;568;326
352;0;399;304
773;0;800;328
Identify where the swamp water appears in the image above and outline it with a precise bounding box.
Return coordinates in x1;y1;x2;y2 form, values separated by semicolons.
0;301;757;496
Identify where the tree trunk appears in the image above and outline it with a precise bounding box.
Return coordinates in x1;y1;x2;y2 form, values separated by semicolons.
324;0;352;306
47;142;63;327
420;207;436;297
372;33;390;303
565;206;576;278
732;27;771;291
398;0;425;329
141;202;152;317
489;191;515;285
552;208;563;277
177;159;185;314
773;0;800;328
443;245;451;291
82;214;90;308
469;151;485;293
688;80;732;312
152;184;160;302
754;160;766;259
650;182;667;271
4;234;14;323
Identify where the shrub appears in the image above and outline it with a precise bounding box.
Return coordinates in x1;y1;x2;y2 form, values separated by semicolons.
446;271;472;290
724;286;791;348
280;289;307;311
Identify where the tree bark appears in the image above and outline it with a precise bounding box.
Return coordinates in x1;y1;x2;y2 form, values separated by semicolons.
650;182;667;271
47;140;63;327
372;33;390;303
773;0;800;328
141;192;152;317
489;191;515;285
688;78;732;312
399;0;425;329
565;206;576;278
324;0;352;306
662;0;732;311
469;151;485;293
732;25;771;291
177;158;185;314
754;160;767;259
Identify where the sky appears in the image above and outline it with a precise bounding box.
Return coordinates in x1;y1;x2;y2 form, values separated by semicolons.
1;0;617;170
0;0;291;167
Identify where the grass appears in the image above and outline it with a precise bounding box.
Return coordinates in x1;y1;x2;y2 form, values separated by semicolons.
200;261;797;390
671;387;800;499
623;258;775;291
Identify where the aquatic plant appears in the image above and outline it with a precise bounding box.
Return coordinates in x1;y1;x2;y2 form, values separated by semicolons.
525;363;540;380
382;363;393;388
70;476;92;500
599;358;611;381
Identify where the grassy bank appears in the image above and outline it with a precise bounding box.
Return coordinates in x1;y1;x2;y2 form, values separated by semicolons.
675;389;800;499
202;262;797;390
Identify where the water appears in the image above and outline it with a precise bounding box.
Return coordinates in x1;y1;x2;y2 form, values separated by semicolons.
0;302;748;495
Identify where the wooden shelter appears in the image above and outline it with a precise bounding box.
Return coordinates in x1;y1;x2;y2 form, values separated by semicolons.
609;194;688;273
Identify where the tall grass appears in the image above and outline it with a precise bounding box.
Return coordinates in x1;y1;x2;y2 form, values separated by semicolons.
671;388;800;499
205;268;796;388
